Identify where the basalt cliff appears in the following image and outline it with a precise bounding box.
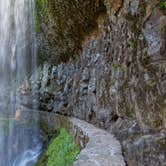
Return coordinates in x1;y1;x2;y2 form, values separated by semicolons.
34;0;166;165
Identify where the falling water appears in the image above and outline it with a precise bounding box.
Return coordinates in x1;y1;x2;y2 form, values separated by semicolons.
0;0;41;165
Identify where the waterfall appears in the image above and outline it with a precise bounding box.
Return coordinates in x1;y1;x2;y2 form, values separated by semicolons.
0;0;42;165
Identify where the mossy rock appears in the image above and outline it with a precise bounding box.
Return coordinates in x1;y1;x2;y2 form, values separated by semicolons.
36;0;106;64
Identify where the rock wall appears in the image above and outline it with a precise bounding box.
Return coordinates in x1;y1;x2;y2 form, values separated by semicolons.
36;0;166;165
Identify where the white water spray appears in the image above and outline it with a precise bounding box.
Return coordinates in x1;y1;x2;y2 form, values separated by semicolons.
0;0;41;165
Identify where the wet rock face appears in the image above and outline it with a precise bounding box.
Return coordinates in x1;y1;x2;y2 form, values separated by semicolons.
36;0;166;165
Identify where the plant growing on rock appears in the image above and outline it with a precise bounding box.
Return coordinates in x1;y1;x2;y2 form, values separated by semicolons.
36;128;80;166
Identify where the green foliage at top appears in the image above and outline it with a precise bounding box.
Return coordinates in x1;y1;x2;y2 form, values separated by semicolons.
159;0;166;11
35;0;47;32
36;128;80;166
40;0;47;8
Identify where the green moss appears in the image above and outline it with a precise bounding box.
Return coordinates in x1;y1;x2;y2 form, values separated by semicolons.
40;0;47;9
35;0;48;32
36;128;80;166
147;79;157;87
36;0;106;64
128;39;137;49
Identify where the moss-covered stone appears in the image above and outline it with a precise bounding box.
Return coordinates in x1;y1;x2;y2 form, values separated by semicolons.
36;0;106;64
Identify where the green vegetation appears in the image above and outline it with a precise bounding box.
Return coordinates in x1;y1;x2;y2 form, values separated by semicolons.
40;0;47;10
159;0;166;11
36;0;106;64
147;79;157;87
36;128;80;166
35;0;47;32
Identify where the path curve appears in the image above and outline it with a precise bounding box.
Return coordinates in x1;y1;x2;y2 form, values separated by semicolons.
70;117;126;166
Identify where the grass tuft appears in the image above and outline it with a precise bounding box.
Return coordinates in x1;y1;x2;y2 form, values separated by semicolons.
36;128;80;166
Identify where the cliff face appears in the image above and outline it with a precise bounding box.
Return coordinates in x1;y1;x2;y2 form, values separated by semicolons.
36;0;106;64
36;0;166;165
